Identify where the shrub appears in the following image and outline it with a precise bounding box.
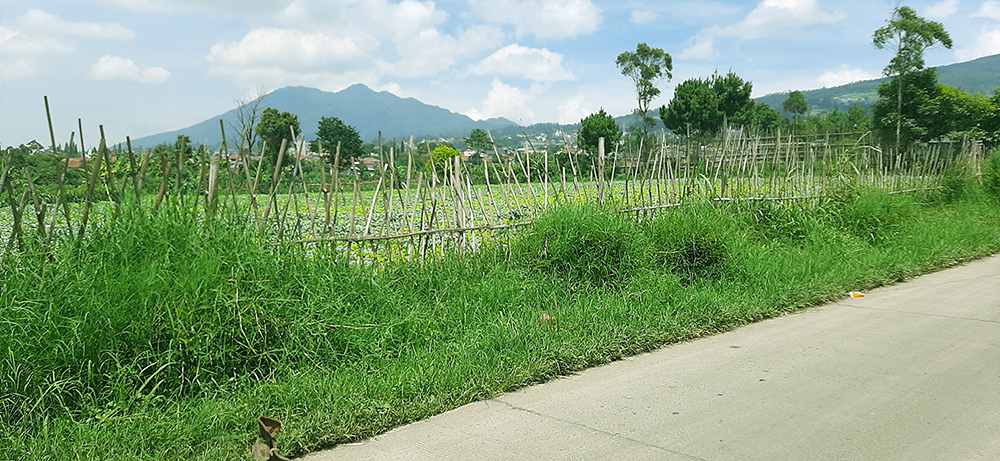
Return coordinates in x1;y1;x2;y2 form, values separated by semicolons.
984;148;1000;200
514;205;647;286
645;203;735;285
838;191;915;244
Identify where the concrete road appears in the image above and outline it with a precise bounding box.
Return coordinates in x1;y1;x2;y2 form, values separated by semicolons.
306;254;1000;460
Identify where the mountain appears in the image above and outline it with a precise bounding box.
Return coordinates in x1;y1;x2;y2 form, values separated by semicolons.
130;84;518;148
755;53;1000;116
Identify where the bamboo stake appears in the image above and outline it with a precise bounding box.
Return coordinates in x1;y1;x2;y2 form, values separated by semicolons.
597;137;605;205
78;119;88;171
23;168;47;241
78;137;107;237
43;96;73;239
153;148;171;211
331;141;342;237
260;139;288;232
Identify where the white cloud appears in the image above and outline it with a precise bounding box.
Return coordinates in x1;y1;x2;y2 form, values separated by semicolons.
89;56;170;83
955;27;1000;60
630;10;658;24
0;26;73;55
465;78;538;123
17;9;135;40
468;44;574;82
467;0;602;39
925;0;961;20
719;0;847;39
679;33;716;60
817;64;875;87
556;95;591;124
0;57;38;79
680;0;847;60
382;24;504;78
974;1;1000;20
207;28;375;70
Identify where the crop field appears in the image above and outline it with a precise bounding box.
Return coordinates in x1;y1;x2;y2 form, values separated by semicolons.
1;129;979;264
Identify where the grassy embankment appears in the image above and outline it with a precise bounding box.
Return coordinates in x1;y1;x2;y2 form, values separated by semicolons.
2;150;999;460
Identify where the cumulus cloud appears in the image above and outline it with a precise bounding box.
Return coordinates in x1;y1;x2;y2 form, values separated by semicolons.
630;10;658;24
0;57;38;79
467;0;602;39
382;24;504;78
468;44;574;81
17;9;134;39
955;27;1000;60
681;0;846;59
925;0;961;20
679;33;716;60
89;56;170;83
207;28;375;70
817;64;875;87
975;1;1000;20
465;78;538;123
556;94;591;124
0;25;73;55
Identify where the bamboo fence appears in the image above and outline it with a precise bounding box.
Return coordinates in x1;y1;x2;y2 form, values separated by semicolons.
0;112;982;266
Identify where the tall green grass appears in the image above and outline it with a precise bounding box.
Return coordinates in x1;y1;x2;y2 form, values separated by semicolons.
3;162;1000;460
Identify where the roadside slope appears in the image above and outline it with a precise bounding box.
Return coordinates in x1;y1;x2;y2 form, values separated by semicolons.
310;253;1000;460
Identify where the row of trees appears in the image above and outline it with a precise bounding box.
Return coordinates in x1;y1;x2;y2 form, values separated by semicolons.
580;4;998;158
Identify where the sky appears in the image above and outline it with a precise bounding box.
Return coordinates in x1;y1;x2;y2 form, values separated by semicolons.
2;0;1000;147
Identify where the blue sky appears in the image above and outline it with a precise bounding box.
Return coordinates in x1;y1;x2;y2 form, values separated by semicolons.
2;0;999;146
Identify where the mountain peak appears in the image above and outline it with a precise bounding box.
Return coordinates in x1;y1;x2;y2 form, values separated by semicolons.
131;84;518;148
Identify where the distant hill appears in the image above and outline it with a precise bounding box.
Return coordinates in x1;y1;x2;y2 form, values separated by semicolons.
756;53;1000;116
130;84;518;148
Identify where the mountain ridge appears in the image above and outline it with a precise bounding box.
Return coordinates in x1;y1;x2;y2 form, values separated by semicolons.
130;84;517;148
755;53;1000;115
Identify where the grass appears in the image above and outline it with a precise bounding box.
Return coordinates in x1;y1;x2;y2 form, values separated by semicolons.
2;159;1000;460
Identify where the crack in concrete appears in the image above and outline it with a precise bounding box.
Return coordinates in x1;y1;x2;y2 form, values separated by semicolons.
842;303;1000;324
494;398;708;461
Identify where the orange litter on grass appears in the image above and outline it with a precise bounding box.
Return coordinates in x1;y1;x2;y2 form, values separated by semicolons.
850;291;865;297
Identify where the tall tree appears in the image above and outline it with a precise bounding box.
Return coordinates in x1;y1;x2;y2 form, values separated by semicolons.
310;116;363;170
464;128;493;153
256;107;300;169
616;43;672;143
710;70;754;124
871;68;939;148
230;87;267;155
578;109;622;154
659;78;722;138
873;5;953;147
782;91;808;119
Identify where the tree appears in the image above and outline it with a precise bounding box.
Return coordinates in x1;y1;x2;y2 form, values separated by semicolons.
616;43;672;142
464;128;493;154
230;87;267;155
742;103;784;132
659;78;722;138
429;144;460;169
256;107;300;169
847;104;870;131
310;116;363;170
873;5;953;147
782;91;808;119
871;67;939;147
711;70;754;124
578;109;622;154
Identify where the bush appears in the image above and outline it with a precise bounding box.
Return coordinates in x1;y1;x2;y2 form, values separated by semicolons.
838;191;915;244
515;205;647;286
984;148;1000;200
645;203;735;285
